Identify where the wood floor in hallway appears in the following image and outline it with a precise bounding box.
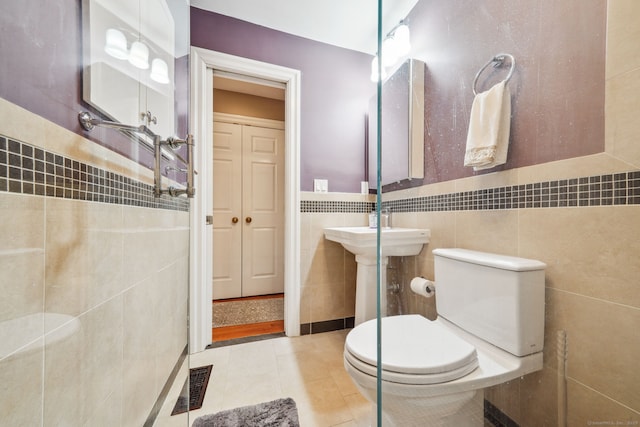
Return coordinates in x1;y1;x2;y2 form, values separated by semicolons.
212;320;285;342
212;293;284;342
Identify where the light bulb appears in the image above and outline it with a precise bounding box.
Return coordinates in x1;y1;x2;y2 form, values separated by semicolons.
150;58;170;84
393;24;411;57
382;37;398;67
128;41;149;69
104;29;128;60
370;56;387;82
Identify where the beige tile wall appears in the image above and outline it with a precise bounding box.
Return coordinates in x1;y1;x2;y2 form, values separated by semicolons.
0;99;189;426
605;0;640;169
299;192;372;325
390;197;640;425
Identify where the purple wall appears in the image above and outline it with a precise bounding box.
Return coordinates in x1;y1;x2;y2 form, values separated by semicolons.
403;0;606;187
0;1;82;133
2;2;606;193
191;2;605;193
190;8;374;193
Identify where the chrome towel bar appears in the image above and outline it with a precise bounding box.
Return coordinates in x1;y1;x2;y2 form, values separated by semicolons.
77;111;195;198
78;111;156;138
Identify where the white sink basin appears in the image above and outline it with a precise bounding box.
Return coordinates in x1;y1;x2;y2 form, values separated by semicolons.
324;227;430;325
324;226;430;257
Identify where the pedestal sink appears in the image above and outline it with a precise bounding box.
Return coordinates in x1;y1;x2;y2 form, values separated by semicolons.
324;227;430;325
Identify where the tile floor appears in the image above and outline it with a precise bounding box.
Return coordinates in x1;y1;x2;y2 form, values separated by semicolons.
186;329;371;427
155;329;498;427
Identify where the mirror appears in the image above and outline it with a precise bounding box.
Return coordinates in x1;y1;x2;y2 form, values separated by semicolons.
368;58;425;191
81;0;176;139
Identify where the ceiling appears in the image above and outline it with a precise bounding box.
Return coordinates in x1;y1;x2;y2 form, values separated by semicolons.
190;0;420;54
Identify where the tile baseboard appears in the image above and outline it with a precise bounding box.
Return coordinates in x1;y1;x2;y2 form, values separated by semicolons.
484;399;520;427
300;317;355;335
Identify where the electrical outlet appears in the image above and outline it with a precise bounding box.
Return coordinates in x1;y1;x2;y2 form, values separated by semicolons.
314;179;328;193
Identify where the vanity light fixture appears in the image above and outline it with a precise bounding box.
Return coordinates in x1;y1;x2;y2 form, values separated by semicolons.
370;21;411;82
103;29;170;84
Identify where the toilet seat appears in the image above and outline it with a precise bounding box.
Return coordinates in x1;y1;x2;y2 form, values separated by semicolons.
345;315;479;385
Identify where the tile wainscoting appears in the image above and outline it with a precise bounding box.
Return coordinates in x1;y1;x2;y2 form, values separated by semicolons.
0;99;190;427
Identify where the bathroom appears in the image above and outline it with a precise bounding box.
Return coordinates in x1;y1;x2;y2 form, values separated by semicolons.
1;0;639;426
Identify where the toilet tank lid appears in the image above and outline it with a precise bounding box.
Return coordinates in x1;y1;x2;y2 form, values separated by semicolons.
433;248;546;272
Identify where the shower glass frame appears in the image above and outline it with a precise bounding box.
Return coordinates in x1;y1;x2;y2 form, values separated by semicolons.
375;1;384;425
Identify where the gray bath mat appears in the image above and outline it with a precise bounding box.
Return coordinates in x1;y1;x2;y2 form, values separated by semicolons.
192;397;299;427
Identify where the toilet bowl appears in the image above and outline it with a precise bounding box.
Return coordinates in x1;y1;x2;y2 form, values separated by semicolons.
344;314;542;426
343;248;547;426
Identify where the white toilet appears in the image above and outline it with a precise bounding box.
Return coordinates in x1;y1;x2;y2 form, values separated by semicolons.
343;248;546;426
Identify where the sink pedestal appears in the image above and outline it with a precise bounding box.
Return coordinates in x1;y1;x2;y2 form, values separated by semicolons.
323;227;430;325
354;254;388;325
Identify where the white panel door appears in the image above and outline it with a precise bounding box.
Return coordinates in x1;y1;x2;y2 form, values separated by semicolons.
212;122;242;299
242;126;285;296
212;122;284;299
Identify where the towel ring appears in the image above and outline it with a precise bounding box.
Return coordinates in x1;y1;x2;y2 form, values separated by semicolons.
472;53;515;95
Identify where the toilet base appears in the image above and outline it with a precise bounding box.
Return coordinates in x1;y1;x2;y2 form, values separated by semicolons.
365;389;484;427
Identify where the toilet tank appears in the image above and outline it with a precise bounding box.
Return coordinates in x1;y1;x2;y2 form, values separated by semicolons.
433;248;546;356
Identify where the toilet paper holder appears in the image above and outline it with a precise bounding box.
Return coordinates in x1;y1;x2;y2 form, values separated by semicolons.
410;277;436;297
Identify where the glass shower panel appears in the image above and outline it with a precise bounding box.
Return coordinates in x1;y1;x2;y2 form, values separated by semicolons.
0;1;190;426
374;2;383;426
364;1;632;425
149;1;191;426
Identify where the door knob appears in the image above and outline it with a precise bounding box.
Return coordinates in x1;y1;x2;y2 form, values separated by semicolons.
245;217;252;224
232;217;239;224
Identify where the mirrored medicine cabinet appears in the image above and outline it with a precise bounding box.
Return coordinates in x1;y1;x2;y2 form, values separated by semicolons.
368;58;425;191
81;0;177;140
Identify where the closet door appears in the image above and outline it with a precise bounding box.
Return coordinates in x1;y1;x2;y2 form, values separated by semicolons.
211;122;242;299
241;126;285;296
212;122;284;299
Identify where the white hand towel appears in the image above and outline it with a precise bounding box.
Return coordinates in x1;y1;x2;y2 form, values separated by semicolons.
464;80;511;170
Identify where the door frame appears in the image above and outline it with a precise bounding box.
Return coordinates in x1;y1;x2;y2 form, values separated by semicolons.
189;47;301;352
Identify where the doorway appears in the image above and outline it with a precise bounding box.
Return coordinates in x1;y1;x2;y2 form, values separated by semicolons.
211;83;286;341
190;47;302;352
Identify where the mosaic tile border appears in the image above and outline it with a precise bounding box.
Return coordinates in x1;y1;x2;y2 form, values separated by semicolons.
0;135;189;212
300;200;375;213
384;171;640;213
301;171;640;214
